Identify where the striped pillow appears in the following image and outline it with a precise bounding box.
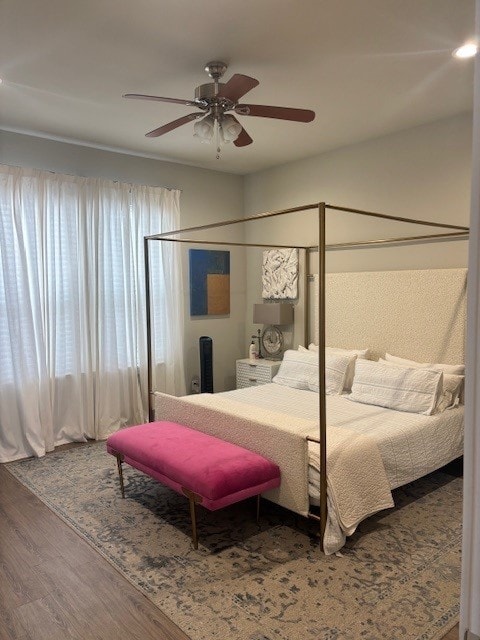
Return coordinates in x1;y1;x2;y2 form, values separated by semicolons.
273;349;353;395
379;358;464;412
349;359;442;415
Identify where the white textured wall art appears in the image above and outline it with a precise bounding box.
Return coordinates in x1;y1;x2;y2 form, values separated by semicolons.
262;248;298;299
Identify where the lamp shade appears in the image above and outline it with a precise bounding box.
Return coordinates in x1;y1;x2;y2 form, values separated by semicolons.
193;114;215;141
220;114;243;143
253;303;294;325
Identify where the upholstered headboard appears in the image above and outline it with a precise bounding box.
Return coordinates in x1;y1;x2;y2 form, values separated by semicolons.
312;268;467;364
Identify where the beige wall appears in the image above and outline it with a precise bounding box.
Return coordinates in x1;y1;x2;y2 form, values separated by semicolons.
243;113;473;347
0;130;246;392
1;113;473;388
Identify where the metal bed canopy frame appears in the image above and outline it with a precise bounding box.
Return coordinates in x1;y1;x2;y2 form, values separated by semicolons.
144;202;469;551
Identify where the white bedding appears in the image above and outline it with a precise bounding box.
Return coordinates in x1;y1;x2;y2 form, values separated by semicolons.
214;384;463;553
216;383;464;497
155;384;463;554
155;387;394;555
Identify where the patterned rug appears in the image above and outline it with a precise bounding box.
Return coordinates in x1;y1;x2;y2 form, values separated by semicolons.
7;443;462;640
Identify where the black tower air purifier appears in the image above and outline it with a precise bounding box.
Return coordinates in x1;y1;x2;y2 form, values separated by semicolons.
199;336;213;393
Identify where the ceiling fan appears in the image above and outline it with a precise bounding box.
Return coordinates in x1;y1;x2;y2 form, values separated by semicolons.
123;61;315;153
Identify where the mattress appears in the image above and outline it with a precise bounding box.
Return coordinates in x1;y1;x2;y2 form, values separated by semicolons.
216;383;464;503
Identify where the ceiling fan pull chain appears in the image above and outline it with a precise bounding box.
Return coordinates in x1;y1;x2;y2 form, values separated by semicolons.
215;120;221;159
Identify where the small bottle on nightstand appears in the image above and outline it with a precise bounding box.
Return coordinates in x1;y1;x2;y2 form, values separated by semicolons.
248;340;257;360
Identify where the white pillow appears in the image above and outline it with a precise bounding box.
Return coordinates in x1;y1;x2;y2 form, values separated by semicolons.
308;344;369;356
349;359;443;415
307;344;369;391
436;373;464;411
379;357;464;411
384;352;465;376
273;350;317;390
327;347;368;391
326;346;369;364
309;353;356;395
273;349;353;395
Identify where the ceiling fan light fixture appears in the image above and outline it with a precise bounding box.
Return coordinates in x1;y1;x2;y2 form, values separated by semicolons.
220;114;243;143
193;114;215;142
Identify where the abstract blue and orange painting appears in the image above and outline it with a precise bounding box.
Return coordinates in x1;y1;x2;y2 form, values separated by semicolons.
189;249;230;316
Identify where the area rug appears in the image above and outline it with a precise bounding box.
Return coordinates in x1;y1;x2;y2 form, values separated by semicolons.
7;443;462;640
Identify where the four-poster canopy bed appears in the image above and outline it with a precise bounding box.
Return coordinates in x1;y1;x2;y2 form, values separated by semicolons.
144;202;469;552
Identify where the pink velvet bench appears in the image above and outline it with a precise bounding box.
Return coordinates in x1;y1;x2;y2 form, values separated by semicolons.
106;421;281;549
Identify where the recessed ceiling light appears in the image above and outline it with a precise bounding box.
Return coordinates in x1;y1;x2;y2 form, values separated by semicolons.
453;43;478;59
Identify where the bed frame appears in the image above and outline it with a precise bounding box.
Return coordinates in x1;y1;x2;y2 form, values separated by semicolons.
144;202;469;551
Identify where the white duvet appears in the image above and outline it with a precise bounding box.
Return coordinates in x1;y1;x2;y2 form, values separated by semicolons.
216;384;464;553
219;384;464;492
155;385;463;554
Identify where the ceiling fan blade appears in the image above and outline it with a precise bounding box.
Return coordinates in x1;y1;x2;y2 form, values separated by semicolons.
232;118;253;147
145;113;203;138
217;74;259;102
124;93;198;107
235;104;315;122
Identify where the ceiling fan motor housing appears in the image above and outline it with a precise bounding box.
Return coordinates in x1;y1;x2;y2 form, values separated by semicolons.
195;83;235;111
195;82;235;109
195;82;224;100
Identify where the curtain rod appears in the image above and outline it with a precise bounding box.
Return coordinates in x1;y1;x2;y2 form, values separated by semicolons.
0;162;181;193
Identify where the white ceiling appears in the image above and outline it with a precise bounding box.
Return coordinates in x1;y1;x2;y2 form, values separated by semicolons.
0;0;475;175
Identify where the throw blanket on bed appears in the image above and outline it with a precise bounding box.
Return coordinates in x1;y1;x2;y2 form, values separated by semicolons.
154;392;394;548
309;429;394;533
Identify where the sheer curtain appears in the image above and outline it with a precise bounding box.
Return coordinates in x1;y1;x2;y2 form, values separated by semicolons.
0;165;185;463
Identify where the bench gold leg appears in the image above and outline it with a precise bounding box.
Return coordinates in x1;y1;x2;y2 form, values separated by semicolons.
189;496;198;550
116;453;125;498
182;488;202;550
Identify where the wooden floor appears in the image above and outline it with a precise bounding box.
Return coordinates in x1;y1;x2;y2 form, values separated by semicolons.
0;463;190;640
0;456;460;640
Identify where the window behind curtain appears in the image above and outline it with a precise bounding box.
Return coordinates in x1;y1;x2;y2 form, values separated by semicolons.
0;165;184;462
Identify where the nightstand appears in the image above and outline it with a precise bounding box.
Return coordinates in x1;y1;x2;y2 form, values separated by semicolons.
236;358;281;389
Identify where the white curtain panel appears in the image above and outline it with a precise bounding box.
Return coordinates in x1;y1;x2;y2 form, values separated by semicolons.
0;165;185;462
